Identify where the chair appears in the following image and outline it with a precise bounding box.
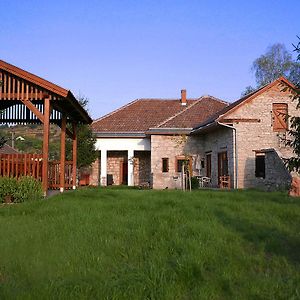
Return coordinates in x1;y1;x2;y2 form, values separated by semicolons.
219;175;230;189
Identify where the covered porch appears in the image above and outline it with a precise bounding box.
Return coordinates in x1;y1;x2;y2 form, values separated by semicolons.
0;60;92;195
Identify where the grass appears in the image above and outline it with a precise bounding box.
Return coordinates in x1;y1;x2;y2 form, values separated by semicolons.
0;188;300;299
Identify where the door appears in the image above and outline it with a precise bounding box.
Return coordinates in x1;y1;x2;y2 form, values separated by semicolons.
120;161;128;185
218;151;228;182
206;154;211;178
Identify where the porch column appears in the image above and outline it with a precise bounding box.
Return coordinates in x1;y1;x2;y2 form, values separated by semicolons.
101;149;107;186
42;97;50;196
128;149;134;186
60;115;66;192
72;122;77;190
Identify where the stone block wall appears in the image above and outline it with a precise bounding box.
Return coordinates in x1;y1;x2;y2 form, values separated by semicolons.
202;127;234;187
89;154;100;186
107;151;127;185
226;82;298;189
133;151;151;186
151;135;202;189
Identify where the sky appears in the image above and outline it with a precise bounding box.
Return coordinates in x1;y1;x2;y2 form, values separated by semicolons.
1;0;300;119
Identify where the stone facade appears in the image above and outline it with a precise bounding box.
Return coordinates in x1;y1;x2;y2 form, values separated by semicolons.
107;151;128;185
201;127;234;187
90;156;100;186
133;151;151;186
220;82;297;189
151;135;201;189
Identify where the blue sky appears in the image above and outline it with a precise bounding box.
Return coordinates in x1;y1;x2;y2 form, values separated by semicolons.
1;0;299;118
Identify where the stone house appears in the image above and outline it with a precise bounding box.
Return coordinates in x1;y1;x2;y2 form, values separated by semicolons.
91;77;297;190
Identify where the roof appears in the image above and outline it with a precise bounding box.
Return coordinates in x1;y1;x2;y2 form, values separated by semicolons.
192;77;296;133
156;96;227;129
0;60;92;124
92;96;228;135
0;144;19;154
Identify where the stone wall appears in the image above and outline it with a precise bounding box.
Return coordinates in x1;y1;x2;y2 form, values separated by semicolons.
107;151;127;185
151;135;202;189
89;154;100;186
133;151;151;186
201;127;234;187
225;82;298;189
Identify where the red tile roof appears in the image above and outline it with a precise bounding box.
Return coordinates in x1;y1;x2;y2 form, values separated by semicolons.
157;96;227;129
92;96;228;133
0;144;19;154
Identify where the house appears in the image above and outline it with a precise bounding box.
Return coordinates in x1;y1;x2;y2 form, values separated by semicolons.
91;91;227;188
0;144;19;154
91;77;297;190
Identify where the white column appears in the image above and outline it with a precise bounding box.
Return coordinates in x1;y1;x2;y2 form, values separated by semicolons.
128;149;134;186
101;149;107;186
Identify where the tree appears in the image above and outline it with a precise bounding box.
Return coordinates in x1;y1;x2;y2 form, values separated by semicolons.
285;37;300;172
66;96;97;169
242;43;300;96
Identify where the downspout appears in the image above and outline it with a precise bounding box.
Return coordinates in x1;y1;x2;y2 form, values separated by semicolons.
217;121;238;189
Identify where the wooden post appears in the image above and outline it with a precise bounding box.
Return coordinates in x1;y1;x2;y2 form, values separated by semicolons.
60;115;66;192
42;97;50;196
72;122;77;189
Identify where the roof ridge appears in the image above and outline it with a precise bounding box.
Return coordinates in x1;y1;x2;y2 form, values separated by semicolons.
201;94;229;106
155;97;203;128
0;59;68;97
92;98;140;124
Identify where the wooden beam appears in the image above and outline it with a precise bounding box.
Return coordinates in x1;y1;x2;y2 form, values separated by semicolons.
56;121;73;139
221;118;261;124
20;99;45;123
72;122;77;189
60;114;66;192
42;97;50;196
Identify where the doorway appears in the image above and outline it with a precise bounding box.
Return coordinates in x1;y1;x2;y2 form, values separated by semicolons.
218;151;228;182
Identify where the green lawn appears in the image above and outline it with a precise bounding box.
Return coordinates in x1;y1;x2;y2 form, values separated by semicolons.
0;188;300;299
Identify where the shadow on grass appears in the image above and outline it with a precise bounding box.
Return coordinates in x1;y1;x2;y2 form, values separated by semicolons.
214;210;300;265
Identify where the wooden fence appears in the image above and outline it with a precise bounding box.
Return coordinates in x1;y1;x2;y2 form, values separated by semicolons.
0;154;74;189
48;160;74;189
0;154;43;180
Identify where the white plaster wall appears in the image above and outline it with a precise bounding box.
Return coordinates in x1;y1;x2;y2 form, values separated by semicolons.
95;138;151;151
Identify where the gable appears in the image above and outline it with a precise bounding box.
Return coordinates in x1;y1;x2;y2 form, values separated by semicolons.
221;81;295;121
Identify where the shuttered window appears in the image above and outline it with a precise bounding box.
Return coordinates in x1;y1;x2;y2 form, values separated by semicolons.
272;103;288;131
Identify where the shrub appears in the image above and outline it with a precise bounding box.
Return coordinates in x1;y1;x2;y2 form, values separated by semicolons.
0;177;17;202
191;176;199;189
0;176;43;203
13;176;43;203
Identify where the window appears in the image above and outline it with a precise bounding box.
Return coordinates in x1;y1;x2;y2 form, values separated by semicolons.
176;156;191;172
162;158;169;173
255;153;265;178
272;103;288;131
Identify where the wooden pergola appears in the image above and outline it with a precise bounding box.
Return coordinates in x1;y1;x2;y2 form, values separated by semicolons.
0;60;92;195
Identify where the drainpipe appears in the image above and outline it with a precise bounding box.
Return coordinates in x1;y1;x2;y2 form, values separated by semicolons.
217;121;238;189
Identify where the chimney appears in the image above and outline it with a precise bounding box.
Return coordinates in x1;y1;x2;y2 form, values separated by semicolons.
181;89;187;106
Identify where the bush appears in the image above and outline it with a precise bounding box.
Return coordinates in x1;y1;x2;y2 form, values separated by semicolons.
0;177;17;202
0;176;43;203
191;176;199;189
